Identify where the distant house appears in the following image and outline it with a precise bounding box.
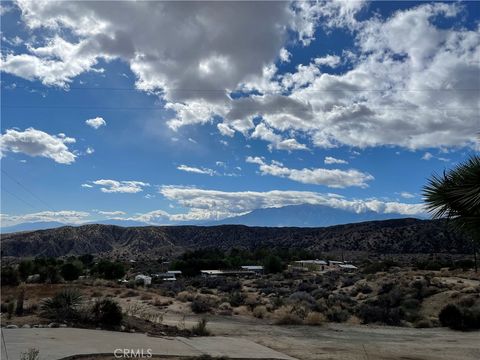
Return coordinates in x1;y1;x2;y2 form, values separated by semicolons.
241;265;264;274
200;269;254;278
167;270;182;276
292;260;328;271
291;260;357;272
135;274;152;285
338;264;358;271
329;261;344;265
153;270;182;281
26;274;41;283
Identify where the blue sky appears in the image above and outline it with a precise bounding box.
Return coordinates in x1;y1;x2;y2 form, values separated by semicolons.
1;0;479;226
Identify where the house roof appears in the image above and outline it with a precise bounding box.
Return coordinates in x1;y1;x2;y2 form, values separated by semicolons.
294;260;327;265
338;264;358;269
241;265;264;270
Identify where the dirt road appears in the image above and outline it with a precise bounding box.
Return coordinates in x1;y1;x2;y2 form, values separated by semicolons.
0;328;294;360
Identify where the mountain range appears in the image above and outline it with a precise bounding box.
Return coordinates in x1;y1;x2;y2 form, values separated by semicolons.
0;218;470;259
0;204;421;233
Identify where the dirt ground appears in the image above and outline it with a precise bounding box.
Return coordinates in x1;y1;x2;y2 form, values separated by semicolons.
161;313;480;360
2;271;479;360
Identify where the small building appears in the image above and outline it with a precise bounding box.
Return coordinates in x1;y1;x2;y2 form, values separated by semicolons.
292;260;328;271
153;271;180;281
338;264;358;271
26;274;41;283
329;261;344;265
167;270;182;276
200;269;254;278
135;274;152;285
241;265;264;274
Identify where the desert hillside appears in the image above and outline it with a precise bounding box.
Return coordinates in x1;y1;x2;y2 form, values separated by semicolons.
0;218;471;259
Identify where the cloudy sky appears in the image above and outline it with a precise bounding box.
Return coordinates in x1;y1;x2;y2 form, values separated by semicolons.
1;0;479;227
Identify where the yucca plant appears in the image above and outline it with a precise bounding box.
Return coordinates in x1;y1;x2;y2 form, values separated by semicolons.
40;288;84;322
423;154;480;271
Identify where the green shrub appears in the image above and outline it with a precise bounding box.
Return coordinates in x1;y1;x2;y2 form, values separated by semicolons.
191;297;212;314
1;266;20;286
94;260;125;280
326;306;350;323
228;291;246;307
356;303;404;325
7;302;15;319
264;255;284;274
439;304;480;331
40;288;83;322
78;254;94;267
18;260;35;281
92;298;123;328
60;262;83;281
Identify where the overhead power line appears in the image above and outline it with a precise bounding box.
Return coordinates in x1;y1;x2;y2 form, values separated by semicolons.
1;169;57;212
1;186;43;212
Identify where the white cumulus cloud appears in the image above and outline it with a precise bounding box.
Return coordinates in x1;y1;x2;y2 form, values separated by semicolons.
1;210;90;227
85;117;106;129
86;179;150;193
0;127;76;164
158;185;425;221
177;165;217;176
324;156;348;165
246;157;373;188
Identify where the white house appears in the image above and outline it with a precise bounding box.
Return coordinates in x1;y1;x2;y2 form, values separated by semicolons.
167;270;182;276
241;265;264;274
338;264;358;271
292;260;328;271
200;269;254;278
135;274;152;285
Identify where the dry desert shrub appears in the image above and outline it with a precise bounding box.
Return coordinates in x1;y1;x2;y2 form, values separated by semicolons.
191;317;210;336
125;302;163;323
218;302;233;315
245;294;261;311
152;298;172;308
252;305;268;319
176;290;195;302
190;294;219;314
273;306;302;325
140;293;153;301
120;290;139;298
304;311;326;326
20;348;40;360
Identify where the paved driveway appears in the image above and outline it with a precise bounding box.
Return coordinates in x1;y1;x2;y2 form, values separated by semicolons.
1;328;295;360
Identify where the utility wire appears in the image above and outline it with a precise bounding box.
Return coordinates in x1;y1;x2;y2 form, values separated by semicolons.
1;186;43;212
1;169;57;212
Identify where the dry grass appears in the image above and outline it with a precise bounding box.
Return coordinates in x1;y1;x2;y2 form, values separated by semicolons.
304;312;325;326
176;291;195;302
273;306;303;325
252;305;268;319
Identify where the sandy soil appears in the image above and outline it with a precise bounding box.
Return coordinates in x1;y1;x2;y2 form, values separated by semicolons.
162;313;480;360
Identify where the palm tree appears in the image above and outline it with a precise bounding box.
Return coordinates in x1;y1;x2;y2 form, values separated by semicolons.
423;155;480;271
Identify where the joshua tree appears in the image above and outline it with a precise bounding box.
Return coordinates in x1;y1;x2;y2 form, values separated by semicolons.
423;155;480;271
